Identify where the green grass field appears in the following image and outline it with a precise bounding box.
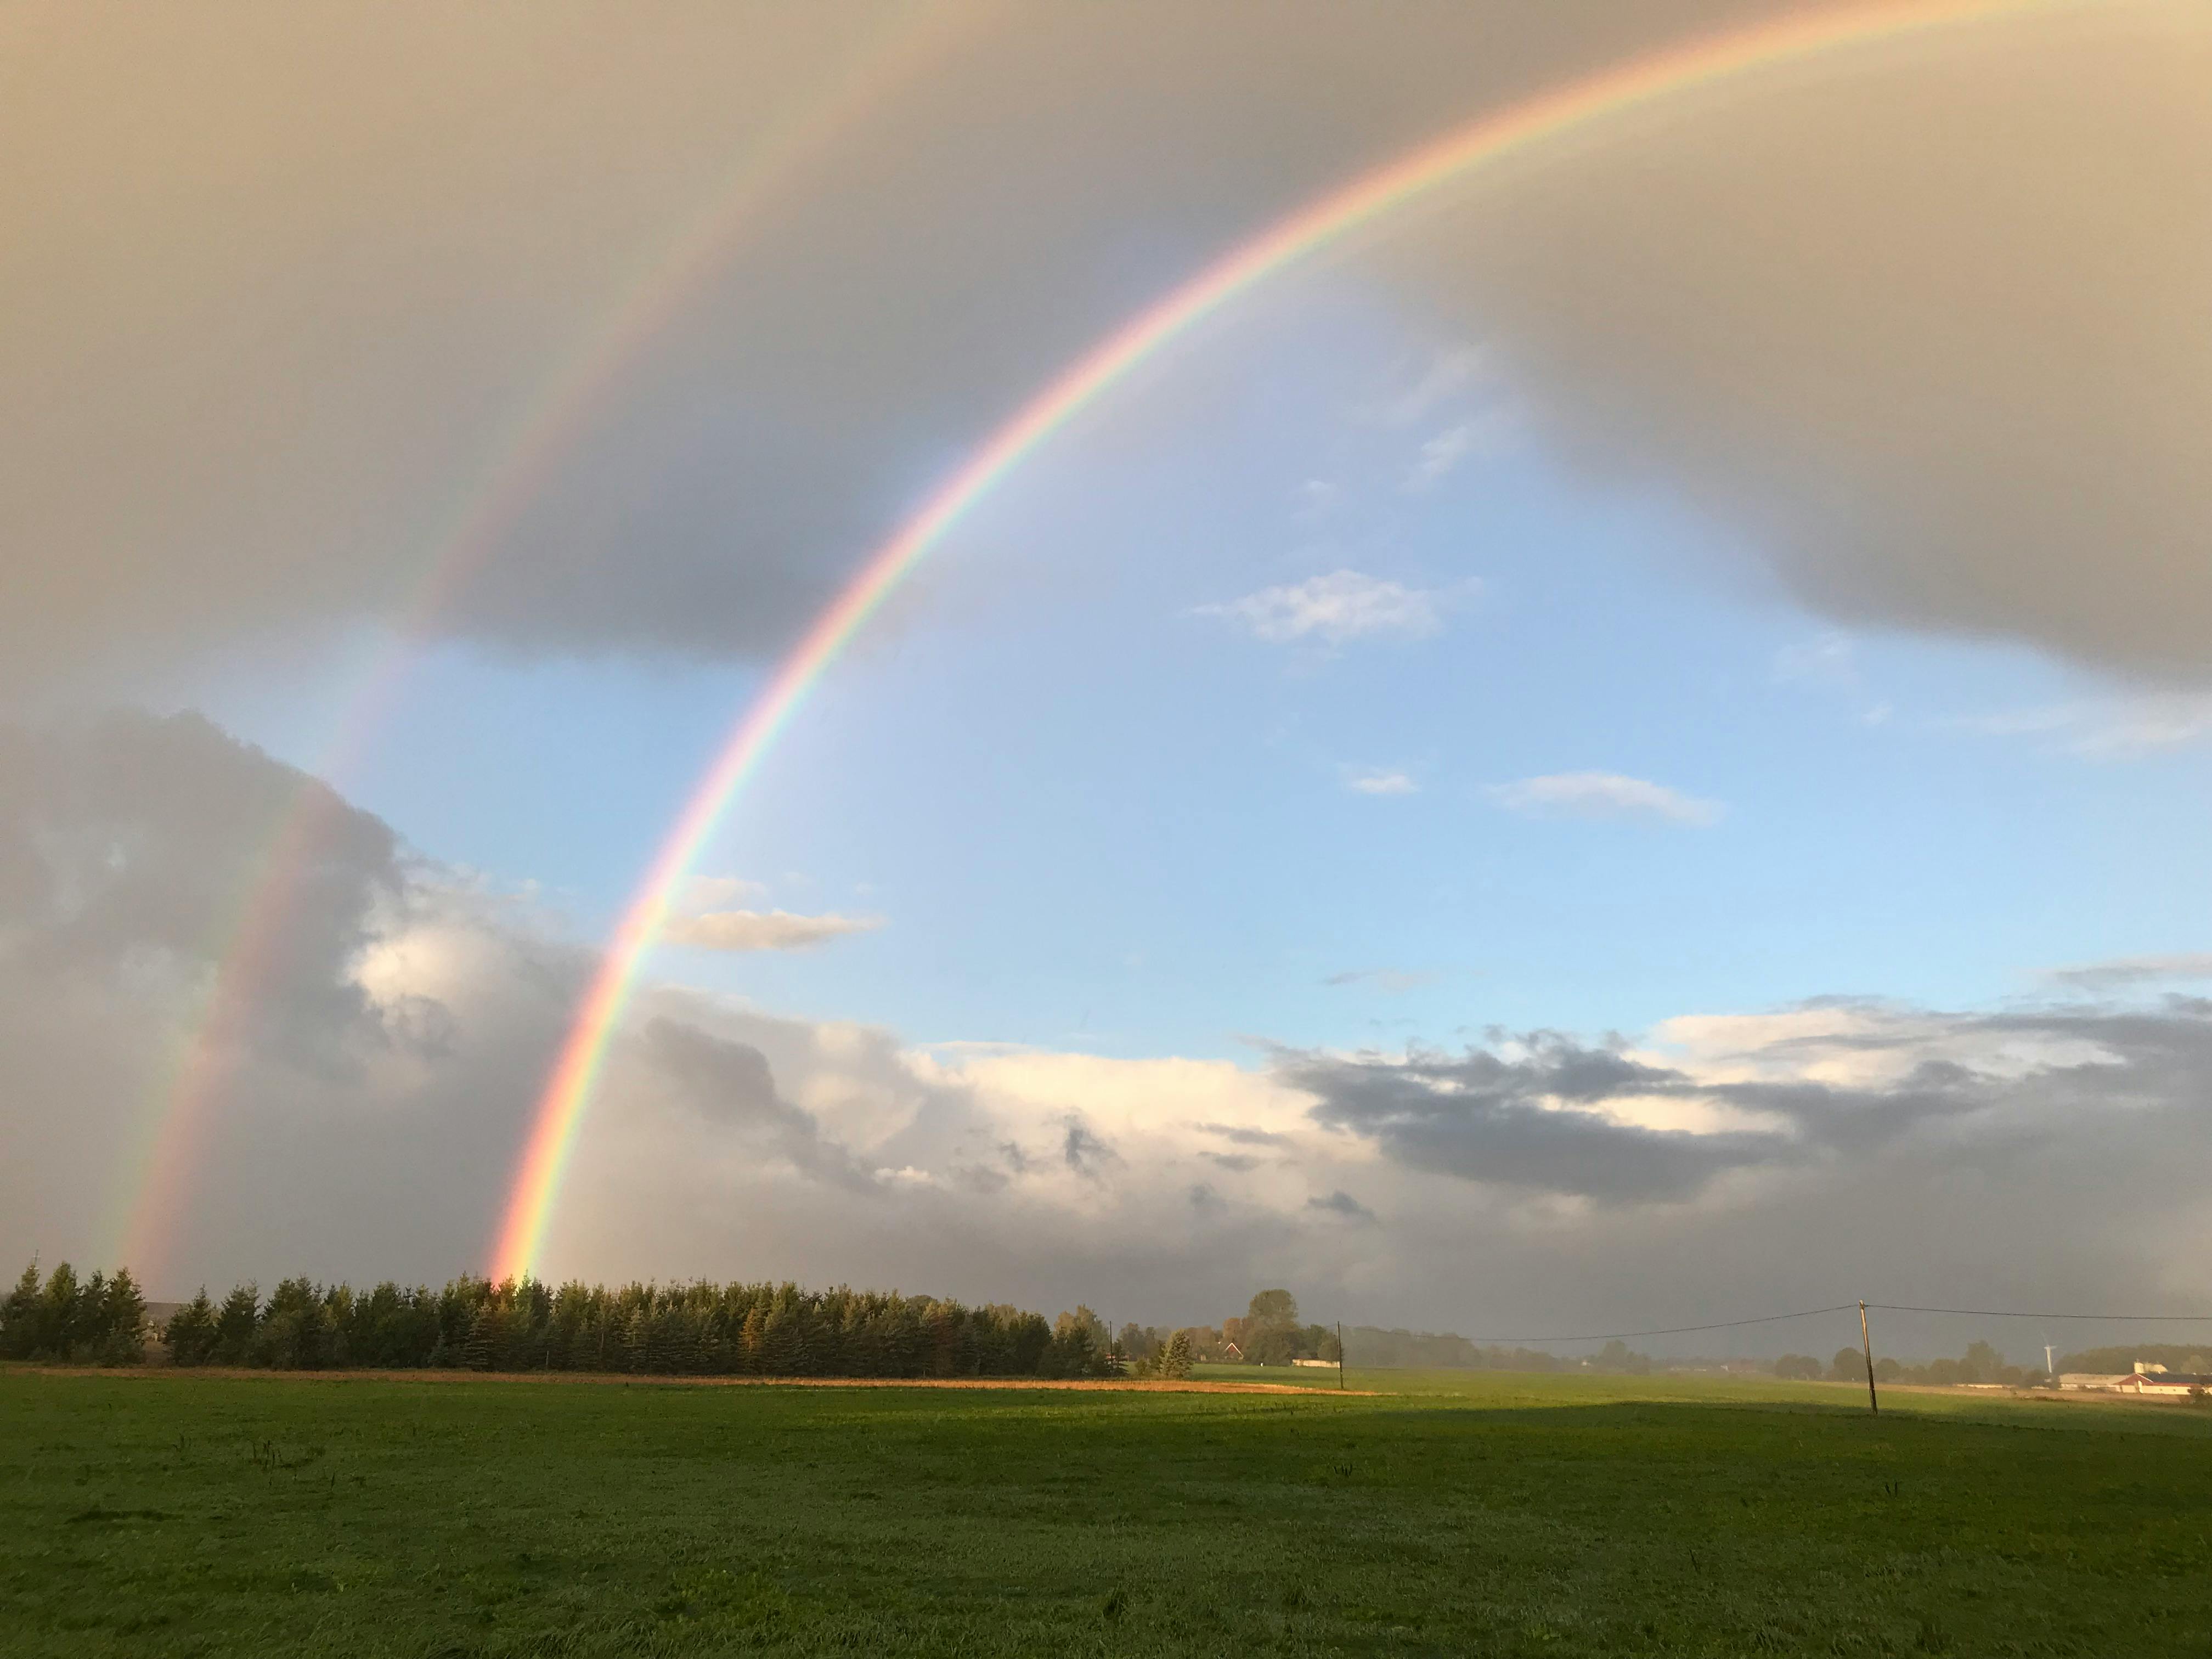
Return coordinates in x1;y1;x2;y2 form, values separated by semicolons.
4;1364;2209;1656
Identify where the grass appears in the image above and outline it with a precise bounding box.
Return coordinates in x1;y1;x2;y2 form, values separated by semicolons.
3;1364;2210;1656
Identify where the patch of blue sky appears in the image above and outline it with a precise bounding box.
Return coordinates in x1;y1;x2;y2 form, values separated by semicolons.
173;280;2212;1062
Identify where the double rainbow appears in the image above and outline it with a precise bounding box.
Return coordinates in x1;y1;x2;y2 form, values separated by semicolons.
116;2;988;1278
488;0;2058;1280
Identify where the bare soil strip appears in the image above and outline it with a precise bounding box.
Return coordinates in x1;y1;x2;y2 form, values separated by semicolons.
18;1364;1371;1395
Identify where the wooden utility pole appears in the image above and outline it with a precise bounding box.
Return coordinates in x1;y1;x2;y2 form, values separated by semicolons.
1338;1322;1346;1390
1858;1301;1879;1416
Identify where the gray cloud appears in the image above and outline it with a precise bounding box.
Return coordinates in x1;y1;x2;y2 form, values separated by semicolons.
1306;1189;1376;1224
0;710;403;1069
2;1;1791;691
1063;1119;1119;1178
1391;0;2211;681
2045;955;2212;992
1282;1002;2212;1206
640;1020;880;1193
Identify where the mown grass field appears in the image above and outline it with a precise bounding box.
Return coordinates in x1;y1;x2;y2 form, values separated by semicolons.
4;1364;2209;1656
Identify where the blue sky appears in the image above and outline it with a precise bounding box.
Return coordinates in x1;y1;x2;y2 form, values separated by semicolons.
176;278;2212;1066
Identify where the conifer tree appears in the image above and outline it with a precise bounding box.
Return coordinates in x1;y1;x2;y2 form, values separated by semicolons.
163;1290;219;1367
99;1268;147;1364
39;1263;82;1361
461;1305;496;1371
213;1283;260;1364
0;1263;41;1360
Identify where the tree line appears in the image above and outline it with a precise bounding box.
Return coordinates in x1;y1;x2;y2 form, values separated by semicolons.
1;1262;1124;1379
1119;1289;1342;1375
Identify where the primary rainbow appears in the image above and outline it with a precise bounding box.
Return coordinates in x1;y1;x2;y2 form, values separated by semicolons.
114;3;987;1282
490;0;2056;1282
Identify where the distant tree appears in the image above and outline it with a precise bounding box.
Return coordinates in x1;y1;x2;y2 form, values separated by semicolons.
1830;1347;1868;1383
39;1263;82;1361
98;1268;147;1364
1960;1340;2005;1385
1247;1289;1299;1327
1591;1340;1652;1376
0;1263;41;1359
163;1291;219;1367
1872;1356;1901;1382
1774;1353;1824;1381
1158;1331;1192;1379
212;1283;261;1365
461;1305;496;1372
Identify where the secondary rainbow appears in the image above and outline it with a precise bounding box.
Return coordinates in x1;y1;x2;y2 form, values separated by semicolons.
114;3;987;1281
492;0;2059;1282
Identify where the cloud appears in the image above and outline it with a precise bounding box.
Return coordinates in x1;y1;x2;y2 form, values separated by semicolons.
0;2;1778;692
1948;693;2212;759
1323;969;1440;994
1306;1189;1377;1223
16;709;2212;1347
1195;570;1456;646
1279;998;2212;1205
661;909;882;952
1368;344;1492;427
1343;768;1419;796
1771;633;1857;688
12;4;2197;708
2043;954;2212;992
1387;2;2212;683
1403;408;1518;489
640;1019;879;1193
1491;771;1722;826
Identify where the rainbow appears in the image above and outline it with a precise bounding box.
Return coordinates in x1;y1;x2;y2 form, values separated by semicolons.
115;2;989;1282
490;0;2064;1280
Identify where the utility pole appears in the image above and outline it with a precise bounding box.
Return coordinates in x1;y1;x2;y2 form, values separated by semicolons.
1338;1322;1345;1391
1859;1301;1879;1416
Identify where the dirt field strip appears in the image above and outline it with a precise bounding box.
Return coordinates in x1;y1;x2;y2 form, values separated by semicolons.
17;1363;1375;1395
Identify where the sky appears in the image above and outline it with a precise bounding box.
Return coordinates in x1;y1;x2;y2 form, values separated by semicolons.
4;0;2210;1361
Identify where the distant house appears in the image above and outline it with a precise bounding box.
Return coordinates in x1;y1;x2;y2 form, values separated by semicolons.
2113;1363;2211;1398
1221;1341;1243;1362
2061;1363;2211;1397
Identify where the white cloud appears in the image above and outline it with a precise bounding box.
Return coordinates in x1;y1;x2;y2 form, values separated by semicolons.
1344;768;1418;796
1367;343;1490;428
682;874;768;910
1402;408;1517;489
662;909;882;952
1323;969;1440;994
1950;693;2212;759
1771;633;1858;687
1194;569;1462;646
1491;771;1723;827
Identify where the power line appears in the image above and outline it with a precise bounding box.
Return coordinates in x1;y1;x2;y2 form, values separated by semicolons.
1448;1305;1857;1346
1869;1303;2212;1322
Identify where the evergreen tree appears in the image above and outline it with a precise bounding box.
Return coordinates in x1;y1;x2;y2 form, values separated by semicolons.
0;1263;41;1360
39;1263;82;1361
98;1268;148;1364
163;1291;220;1367
461;1305;496;1371
213;1283;260;1364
